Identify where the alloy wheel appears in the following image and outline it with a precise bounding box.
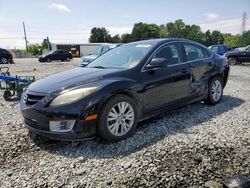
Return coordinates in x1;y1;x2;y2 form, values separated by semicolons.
211;80;222;102
107;102;135;137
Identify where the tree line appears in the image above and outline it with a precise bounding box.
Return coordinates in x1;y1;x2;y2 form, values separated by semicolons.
89;19;250;47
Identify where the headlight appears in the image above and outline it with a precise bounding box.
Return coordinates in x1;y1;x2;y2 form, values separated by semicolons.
49;87;97;106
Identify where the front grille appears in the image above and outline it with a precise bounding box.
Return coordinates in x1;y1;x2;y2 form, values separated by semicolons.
25;94;45;106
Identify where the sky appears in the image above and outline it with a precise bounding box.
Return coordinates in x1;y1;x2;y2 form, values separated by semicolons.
0;0;250;49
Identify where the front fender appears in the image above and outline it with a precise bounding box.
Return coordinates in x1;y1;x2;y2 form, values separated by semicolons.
91;78;143;117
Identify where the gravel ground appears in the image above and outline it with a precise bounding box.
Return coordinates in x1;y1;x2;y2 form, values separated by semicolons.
0;59;249;187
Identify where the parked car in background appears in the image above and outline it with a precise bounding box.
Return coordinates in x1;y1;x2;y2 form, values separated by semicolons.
0;48;13;64
208;44;232;56
21;39;229;142
39;50;73;62
79;43;122;67
225;45;250;65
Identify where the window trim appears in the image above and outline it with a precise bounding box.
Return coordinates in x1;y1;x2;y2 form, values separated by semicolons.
152;43;183;65
141;41;213;72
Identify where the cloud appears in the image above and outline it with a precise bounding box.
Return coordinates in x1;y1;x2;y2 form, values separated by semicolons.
0;17;4;22
204;12;219;22
106;26;133;35
48;3;71;13
200;17;250;34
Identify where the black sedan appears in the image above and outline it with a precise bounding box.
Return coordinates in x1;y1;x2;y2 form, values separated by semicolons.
39;50;73;62
0;48;13;64
225;45;250;65
20;39;230;142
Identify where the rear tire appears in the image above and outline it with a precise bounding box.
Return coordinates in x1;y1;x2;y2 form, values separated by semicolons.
97;95;138;142
228;57;238;66
205;76;224;106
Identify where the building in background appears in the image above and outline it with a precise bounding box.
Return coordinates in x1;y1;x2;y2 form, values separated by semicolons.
51;43;109;58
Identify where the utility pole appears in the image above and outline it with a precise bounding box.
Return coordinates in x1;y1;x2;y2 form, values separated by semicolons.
241;12;247;34
23;21;28;52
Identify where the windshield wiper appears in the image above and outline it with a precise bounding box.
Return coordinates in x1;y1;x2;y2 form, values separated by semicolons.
92;66;106;69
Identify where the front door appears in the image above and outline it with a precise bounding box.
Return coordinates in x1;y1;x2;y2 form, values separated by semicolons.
142;43;190;113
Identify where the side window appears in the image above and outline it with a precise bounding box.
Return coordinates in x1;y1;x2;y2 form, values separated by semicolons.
154;44;182;65
184;44;205;61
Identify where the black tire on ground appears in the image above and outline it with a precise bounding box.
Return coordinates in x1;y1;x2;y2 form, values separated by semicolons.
0;57;8;64
204;76;224;106
97;94;139;142
228;57;238;66
3;90;12;100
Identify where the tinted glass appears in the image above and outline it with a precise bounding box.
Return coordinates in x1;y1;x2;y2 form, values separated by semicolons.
184;44;205;61
88;44;153;69
154;44;182;65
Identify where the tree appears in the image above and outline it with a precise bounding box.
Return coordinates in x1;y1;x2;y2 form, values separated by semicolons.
223;33;240;47
210;30;224;45
238;31;250;47
164;19;188;38
185;24;204;43
89;27;112;43
203;30;213;46
121;33;132;43
41;37;52;50
131;22;160;41
27;43;42;56
111;34;122;43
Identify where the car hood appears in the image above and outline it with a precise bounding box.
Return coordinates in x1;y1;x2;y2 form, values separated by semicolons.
27;67;120;94
225;51;239;56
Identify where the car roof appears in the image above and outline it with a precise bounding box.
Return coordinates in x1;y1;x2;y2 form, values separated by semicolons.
128;38;207;48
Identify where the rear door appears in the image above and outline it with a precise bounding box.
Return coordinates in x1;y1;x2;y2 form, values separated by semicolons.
183;43;213;99
142;43;190;113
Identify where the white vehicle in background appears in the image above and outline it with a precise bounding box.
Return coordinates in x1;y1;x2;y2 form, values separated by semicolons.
79;43;122;67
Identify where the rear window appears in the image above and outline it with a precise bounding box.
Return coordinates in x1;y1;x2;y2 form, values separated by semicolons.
183;44;206;61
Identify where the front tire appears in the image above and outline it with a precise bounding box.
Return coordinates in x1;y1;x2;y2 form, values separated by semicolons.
228;57;238;66
66;57;71;62
97;95;138;142
205;77;224;106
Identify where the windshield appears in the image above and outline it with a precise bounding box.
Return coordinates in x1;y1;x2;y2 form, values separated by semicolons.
43;51;55;57
92;46;103;55
88;44;152;69
88;43;153;69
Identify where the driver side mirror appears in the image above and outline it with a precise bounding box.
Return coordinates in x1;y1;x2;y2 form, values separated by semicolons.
146;58;169;70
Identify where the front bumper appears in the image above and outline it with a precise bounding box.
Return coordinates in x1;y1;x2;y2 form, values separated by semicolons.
20;91;98;141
